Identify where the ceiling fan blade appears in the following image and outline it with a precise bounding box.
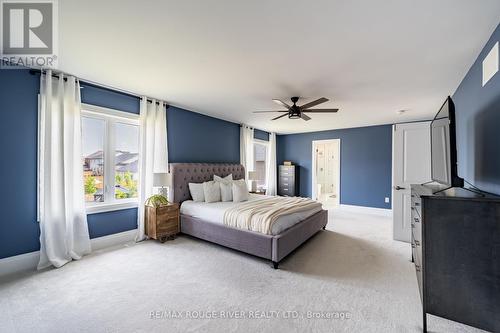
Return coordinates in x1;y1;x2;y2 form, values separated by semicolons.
272;99;292;110
253;110;288;113
301;108;339;113
301;113;311;121
300;97;329;110
271;113;289;121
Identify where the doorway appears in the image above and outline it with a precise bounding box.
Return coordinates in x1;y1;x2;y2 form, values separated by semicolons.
392;121;431;242
312;139;340;207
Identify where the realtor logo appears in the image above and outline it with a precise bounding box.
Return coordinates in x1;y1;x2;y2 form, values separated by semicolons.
1;0;58;68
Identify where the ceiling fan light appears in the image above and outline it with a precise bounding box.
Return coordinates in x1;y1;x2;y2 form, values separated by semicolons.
288;113;301;119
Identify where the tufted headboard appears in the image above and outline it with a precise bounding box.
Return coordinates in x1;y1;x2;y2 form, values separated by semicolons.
169;163;245;203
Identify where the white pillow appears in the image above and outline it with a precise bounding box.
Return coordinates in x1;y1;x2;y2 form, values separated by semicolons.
203;181;221;203
188;183;205;202
220;182;233;202
214;174;233;183
232;179;249;202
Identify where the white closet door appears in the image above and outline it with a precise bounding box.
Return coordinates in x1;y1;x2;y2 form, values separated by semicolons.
392;122;431;242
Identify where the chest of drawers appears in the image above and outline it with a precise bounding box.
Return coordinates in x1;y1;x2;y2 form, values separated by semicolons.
278;165;298;196
411;184;500;332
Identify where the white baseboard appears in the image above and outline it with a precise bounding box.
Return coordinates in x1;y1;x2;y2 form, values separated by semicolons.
0;251;40;278
90;229;137;252
0;229;137;278
339;204;393;217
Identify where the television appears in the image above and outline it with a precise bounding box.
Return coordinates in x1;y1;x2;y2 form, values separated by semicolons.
430;96;463;188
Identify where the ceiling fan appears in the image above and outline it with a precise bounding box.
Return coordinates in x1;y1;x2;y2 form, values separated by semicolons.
253;97;338;121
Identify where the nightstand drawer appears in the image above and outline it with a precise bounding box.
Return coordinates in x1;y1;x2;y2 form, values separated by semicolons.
157;215;178;227
157;204;179;214
158;221;179;235
157;210;178;220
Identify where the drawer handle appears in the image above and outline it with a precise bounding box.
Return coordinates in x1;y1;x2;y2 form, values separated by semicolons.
411;244;416;249
414;218;419;223
415;240;420;246
414;202;420;206
415;265;421;272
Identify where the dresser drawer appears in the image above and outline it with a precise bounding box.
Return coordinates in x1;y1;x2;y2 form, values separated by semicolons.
412;231;422;264
411;217;422;243
279;166;295;175
279;176;293;186
411;195;422;217
279;187;294;196
279;171;295;177
415;262;423;302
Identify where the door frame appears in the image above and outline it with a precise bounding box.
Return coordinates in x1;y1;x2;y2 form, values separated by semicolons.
311;139;341;205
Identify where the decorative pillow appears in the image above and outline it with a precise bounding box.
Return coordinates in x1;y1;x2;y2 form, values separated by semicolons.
188;183;205;202
220;182;233;202
232;179;249;202
214;174;233;183
203;181;221;203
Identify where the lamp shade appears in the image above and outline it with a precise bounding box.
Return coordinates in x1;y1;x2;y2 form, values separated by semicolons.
248;171;259;181
153;173;172;187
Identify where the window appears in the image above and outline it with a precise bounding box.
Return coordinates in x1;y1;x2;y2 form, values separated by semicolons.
253;140;268;191
82;104;139;213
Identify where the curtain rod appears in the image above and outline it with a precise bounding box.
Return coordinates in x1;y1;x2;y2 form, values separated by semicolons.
28;69;168;106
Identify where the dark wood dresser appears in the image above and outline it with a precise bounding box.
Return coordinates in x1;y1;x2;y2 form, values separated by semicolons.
411;184;500;332
278;165;299;196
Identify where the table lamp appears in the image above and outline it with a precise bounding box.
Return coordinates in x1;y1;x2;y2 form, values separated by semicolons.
153;172;172;199
248;171;259;192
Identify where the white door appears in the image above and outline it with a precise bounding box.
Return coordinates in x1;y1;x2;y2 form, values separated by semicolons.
312;139;340;207
392;122;431;242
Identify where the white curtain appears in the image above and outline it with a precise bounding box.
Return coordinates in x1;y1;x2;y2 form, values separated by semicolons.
38;70;91;269
136;98;168;241
266;132;277;196
240;125;254;180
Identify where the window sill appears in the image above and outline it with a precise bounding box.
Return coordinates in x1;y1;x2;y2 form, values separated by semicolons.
86;201;139;215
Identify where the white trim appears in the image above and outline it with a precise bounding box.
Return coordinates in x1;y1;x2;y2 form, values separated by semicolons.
253;138;270;146
0;251;40;278
90;229;137;252
81;105;140;213
312;139;341;205
0;230;137;277
85;201;138;214
339;204;393;217
82;103;139;121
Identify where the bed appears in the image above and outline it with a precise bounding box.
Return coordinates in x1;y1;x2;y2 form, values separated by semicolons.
170;163;328;268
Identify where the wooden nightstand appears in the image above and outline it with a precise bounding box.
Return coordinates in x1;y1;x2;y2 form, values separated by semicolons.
145;202;179;242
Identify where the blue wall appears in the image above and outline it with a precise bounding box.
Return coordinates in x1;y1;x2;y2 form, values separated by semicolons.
0;70;41;259
277;125;393;209
0;69;241;259
453;23;500;195
167;107;240;163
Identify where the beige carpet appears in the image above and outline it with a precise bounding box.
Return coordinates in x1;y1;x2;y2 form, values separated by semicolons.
0;209;486;333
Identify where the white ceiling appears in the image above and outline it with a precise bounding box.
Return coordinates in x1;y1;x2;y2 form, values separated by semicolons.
59;0;500;134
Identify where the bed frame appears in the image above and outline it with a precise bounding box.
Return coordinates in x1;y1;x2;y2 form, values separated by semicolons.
170;163;328;268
